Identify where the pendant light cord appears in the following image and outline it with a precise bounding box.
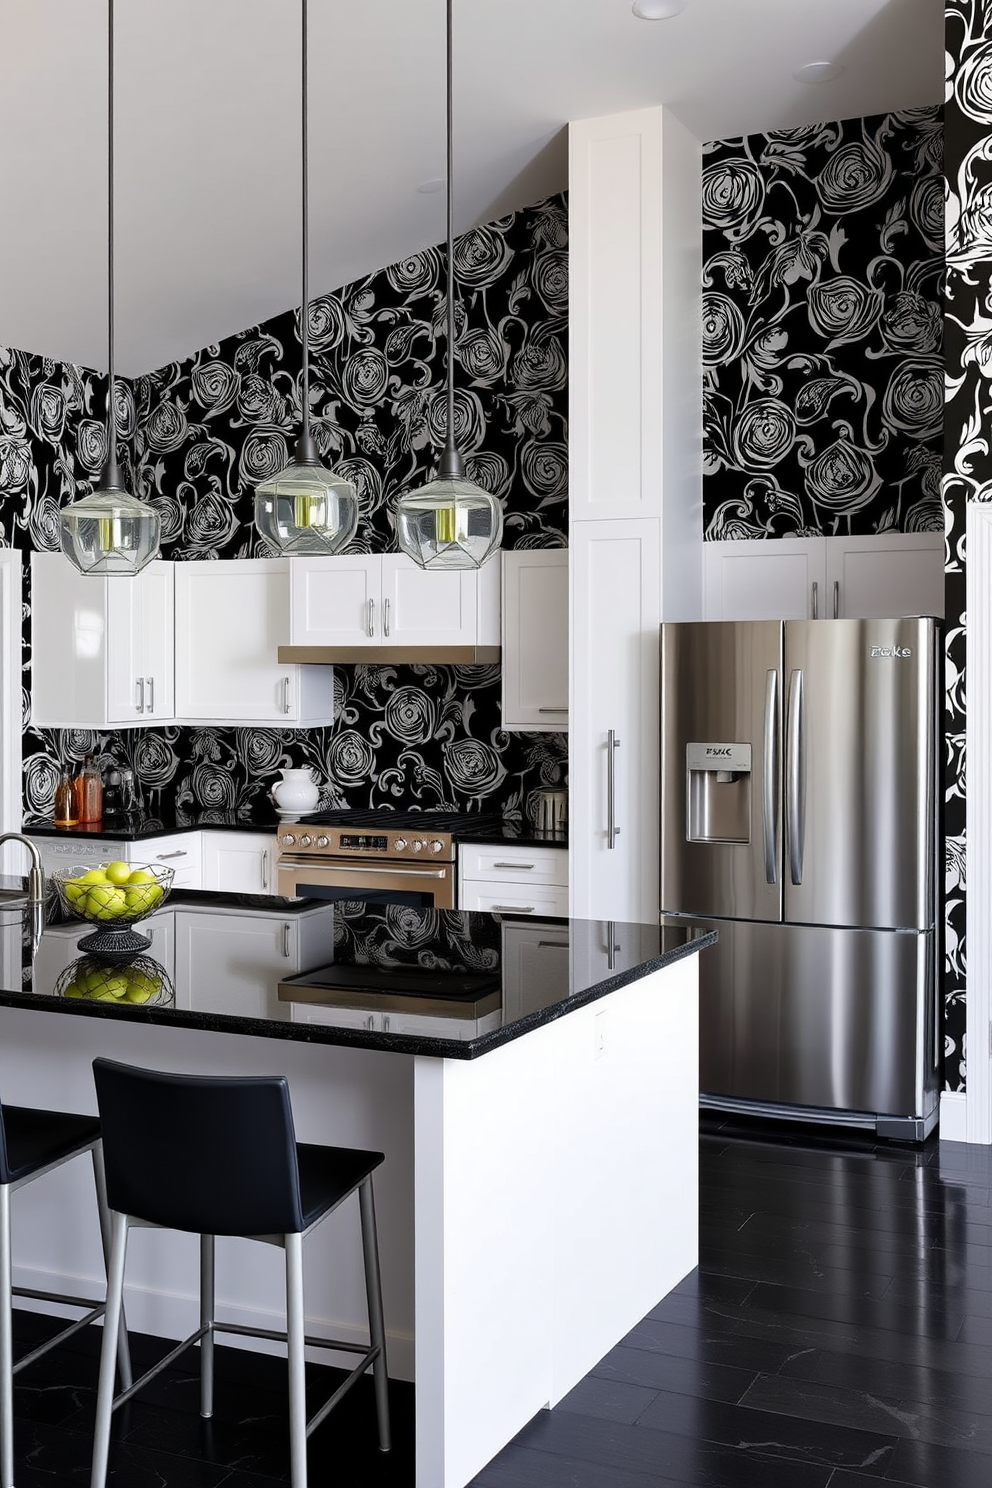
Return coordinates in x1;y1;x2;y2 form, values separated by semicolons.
440;0;463;479
298;0;316;463
106;0;118;476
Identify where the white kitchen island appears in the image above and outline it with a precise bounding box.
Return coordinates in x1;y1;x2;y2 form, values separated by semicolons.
0;896;708;1488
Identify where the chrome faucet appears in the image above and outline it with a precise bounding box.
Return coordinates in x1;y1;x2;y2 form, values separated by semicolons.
0;834;45;905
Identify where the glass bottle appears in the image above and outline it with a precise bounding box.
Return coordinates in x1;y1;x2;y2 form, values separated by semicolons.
53;777;78;828
74;756;103;824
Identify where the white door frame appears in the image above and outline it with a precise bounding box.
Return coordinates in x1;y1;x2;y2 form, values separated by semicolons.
0;549;22;872
958;503;992;1142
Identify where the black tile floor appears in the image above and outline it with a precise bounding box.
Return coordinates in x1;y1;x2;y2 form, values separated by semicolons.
9;1114;992;1485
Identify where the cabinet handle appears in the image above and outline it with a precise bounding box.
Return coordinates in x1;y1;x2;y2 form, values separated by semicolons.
383;1014;391;1033
282;676;292;714
156;850;187;860
491;904;535;913
367;598;375;638
538;940;568;949
607;729;620;849
384;597;391;637
282;922;292;958
136;677;145;714
146;676;154;714
832;580;840;620
366;1014;375;1031
606;919;619;972
493;861;535;870
811;581;819;619
261;849;270;891
539;708;568;714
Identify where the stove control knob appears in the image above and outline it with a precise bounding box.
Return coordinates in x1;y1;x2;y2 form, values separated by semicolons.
393;838;408;852
316;836;330;848
299;834;313;848
412;839;425;853
281;833;296;847
430;839;444;854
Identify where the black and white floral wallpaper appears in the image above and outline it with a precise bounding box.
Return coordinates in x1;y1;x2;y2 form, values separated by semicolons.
702;109;944;539
942;0;992;1092
10;194;569;825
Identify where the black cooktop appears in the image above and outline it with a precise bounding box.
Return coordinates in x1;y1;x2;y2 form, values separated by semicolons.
297;809;503;833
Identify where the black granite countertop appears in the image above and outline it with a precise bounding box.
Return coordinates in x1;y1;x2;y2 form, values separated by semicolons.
0;893;712;1060
23;810;566;848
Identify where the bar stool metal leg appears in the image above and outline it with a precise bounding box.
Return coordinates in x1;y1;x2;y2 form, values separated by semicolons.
90;1147;132;1392
90;1212;129;1488
0;1185;13;1488
285;1233;307;1488
359;1177;391;1453
199;1235;215;1420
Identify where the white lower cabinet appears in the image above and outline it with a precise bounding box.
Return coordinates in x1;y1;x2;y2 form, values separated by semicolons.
200;831;278;896
172;904;336;1020
458;843;568;917
32;832;203;891
703;533;945;621
175;559;335;724
501;550;569;730
33;909;177;991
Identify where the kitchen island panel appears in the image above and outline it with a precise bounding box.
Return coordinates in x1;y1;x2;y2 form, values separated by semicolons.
414;952;699;1488
0;1008;417;1378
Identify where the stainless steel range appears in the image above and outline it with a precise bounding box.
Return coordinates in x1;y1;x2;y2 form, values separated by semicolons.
275;810;497;907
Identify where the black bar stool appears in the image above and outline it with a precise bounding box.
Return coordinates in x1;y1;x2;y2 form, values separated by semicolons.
89;1058;390;1488
0;1101;132;1488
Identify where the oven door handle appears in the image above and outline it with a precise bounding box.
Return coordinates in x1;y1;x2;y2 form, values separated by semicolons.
277;858;449;880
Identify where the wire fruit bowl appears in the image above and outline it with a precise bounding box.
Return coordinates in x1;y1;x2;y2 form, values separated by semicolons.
51;862;175;956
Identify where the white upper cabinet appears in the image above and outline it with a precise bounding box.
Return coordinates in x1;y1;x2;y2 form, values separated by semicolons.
287;553;500;659
703;538;824;621
825;533;945;620
501;550;569;731
702;533;945;621
175;559;335;725
31;552;175;729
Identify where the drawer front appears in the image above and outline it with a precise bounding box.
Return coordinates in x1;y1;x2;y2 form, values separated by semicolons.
458;844;567;887
459;880;569;917
135;834;203;891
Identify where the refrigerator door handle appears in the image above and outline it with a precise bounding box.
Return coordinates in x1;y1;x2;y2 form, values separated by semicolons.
763;669;779;884
786;668;806;885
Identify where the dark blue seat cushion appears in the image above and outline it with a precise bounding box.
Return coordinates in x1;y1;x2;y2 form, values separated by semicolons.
0;1106;100;1186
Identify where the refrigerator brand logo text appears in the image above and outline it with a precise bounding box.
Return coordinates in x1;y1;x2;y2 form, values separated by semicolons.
869;646;913;659
705;748;733;756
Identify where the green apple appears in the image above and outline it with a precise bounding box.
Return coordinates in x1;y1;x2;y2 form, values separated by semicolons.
104;860;132;885
125;883;162;913
62;880;88;908
126;869;155;885
79;869;108;885
85;884;128;920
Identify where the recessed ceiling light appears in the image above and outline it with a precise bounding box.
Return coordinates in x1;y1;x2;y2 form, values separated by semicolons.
632;0;687;19
794;60;844;84
417;177;446;194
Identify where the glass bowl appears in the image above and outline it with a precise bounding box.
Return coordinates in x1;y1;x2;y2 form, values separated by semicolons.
50;862;175;956
55;953;175;1009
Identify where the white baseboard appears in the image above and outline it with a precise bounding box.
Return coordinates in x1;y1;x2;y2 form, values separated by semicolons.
939;1090;968;1143
12;1262;414;1382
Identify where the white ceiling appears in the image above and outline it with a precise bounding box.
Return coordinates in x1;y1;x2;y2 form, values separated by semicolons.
0;0;943;377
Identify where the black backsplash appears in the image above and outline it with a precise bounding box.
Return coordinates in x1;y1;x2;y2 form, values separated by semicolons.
14;194;569;824
702;108;943;539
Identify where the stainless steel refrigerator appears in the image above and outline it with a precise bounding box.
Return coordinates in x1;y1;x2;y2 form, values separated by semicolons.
660;618;940;1140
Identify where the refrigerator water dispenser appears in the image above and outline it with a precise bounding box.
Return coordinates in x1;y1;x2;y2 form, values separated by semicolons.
686;743;752;844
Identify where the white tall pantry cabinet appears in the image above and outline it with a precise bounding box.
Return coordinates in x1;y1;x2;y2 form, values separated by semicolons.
569;106;703;921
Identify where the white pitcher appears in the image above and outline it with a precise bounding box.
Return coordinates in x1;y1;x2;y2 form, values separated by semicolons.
269;767;319;815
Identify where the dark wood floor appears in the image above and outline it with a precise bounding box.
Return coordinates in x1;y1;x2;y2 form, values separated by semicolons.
10;1113;992;1485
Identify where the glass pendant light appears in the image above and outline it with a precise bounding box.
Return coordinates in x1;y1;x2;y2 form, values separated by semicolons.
60;0;161;578
395;0;502;571
254;0;358;556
